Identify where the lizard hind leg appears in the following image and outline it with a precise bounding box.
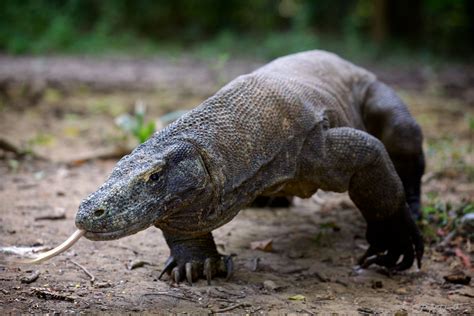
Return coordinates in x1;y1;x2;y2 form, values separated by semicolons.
320;127;424;271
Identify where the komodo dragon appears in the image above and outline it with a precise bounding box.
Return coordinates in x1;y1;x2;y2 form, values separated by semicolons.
74;50;425;284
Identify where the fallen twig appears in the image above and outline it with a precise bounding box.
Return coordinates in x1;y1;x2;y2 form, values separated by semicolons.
310;271;329;282
300;308;315;315
454;248;471;268
34;208;66;221
437;230;456;249
251;306;263;313
143;292;198;303
70;260;95;284
357;307;376;315
214;287;247;299
334;279;348;287
68;147;132;166
31;287;75;302
0;137;46;160
421;171;438;184
0;137;22;154
211;303;250;313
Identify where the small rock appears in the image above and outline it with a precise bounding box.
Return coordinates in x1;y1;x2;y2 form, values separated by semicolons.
127;260;150;270
20;270;40;284
287;250;304;259
263;280;280;291
94;282;112;288
460;213;474;235
395;287;408;295
394;309;408;316
371;280;383;289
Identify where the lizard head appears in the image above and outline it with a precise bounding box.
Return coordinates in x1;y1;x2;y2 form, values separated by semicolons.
75;140;214;240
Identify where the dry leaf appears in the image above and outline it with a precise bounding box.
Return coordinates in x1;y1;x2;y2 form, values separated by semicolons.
444;271;471;285
250;239;273;252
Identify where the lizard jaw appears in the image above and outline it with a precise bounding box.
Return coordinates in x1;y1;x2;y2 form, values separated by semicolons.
82;221;152;241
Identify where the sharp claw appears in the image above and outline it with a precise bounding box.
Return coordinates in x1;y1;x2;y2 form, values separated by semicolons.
358;246;377;266
204;258;212;285
385;251;401;269
185;262;193;286
171;267;181;284
416;253;422;269
361;255;378;269
224;256;234;280
159;256;176;280
409;209;424;269
395;250;415;271
414;233;424;269
362;251;398;269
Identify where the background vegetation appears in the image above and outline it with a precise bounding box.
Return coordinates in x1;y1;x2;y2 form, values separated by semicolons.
1;0;473;61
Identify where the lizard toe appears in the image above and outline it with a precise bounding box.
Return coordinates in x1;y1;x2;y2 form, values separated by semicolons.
162;255;233;285
158;256;177;280
362;205;424;272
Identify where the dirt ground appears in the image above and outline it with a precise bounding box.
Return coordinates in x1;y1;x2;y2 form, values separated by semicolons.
0;55;473;314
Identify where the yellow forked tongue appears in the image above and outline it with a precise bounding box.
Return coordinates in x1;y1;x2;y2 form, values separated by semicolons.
20;230;85;264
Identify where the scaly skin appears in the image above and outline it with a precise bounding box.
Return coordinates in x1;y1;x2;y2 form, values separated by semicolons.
75;50;424;284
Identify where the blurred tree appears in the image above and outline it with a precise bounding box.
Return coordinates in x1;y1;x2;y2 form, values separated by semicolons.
372;0;387;43
0;0;472;57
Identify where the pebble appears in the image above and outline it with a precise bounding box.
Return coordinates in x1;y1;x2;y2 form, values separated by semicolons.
395;287;408;295
263;280;280;291
460;213;474;235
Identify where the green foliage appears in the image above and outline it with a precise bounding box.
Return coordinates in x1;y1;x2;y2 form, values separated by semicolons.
421;196;474;243
468;115;474;132
194;30;320;61
463;203;474;215
426;135;474;182
115;102;155;144
0;0;472;58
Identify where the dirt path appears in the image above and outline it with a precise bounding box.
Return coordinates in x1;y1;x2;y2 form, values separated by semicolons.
0;56;473;314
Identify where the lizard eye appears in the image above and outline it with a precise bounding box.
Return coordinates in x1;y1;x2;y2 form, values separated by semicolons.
146;160;165;182
149;172;160;181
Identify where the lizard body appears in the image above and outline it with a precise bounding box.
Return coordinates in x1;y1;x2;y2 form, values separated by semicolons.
76;50;424;283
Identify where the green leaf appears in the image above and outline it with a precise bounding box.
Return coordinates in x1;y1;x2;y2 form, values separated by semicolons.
288;294;306;301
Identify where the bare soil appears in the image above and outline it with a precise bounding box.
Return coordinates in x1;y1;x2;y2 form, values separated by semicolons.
0;55;473;314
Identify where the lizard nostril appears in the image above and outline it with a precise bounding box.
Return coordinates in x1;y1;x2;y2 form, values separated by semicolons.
93;209;106;218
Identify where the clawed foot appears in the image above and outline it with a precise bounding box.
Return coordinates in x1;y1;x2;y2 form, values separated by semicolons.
358;205;424;272
159;255;233;285
159;232;234;285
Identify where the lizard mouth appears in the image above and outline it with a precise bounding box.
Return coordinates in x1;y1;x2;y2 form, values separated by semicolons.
82;221;151;241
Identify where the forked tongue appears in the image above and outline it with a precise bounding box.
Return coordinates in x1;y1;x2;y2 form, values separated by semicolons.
20;229;85;264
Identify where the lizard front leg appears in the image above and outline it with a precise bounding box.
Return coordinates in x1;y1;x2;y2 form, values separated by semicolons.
318;127;424;271
362;81;425;219
158;230;233;285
